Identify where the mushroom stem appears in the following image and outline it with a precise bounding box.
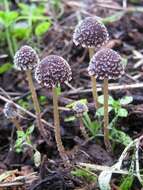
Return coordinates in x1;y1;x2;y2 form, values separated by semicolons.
79;117;89;140
103;78;112;152
89;48;94;59
89;48;99;109
11;118;22;131
91;76;99;109
52;87;69;161
26;70;47;142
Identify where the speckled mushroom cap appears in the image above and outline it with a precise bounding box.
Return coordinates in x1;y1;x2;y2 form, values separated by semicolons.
4;102;18;119
14;45;39;70
73;17;109;48
73;102;88;117
35;55;72;89
88;48;124;80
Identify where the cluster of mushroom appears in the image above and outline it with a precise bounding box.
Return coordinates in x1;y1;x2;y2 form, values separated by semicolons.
3;16;125;162
4;45;72;162
73;17;124;151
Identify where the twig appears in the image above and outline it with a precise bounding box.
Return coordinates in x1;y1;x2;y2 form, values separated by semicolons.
0;87;11;99
62;82;143;95
78;163;132;175
135;138;143;184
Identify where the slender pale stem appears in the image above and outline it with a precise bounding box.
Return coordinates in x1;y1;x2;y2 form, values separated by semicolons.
89;48;94;59
12;118;22;131
79;117;89;140
52;87;69;161
91;76;99;109
89;48;99;109
103;78;112;152
26;70;47;143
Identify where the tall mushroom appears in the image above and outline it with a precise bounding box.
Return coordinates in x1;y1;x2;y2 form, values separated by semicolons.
35;55;72;161
88;48;124;151
14;45;46;142
73;17;109;109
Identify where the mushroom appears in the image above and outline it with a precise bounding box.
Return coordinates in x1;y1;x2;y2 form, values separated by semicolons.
88;48;124;151
3;101;22;131
35;55;72;161
73;17;109;109
73;102;89;140
14;45;46;142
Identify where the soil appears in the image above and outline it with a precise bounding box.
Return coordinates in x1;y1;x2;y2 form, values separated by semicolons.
1;0;143;189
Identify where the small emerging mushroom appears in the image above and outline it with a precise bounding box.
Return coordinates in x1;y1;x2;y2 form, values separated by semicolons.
73;102;89;140
14;45;47;142
35;55;72;161
3;102;22;131
88;48;124;151
73;17;109;109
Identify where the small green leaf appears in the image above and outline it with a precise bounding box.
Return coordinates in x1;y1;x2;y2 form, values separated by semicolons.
71;168;96;182
0;63;12;74
87;121;101;136
96;106;113;116
120;96;133;105
64;116;76;122
120;175;134;190
110;128;132;146
35;21;51;36
118;108;128;117
18;99;29;109
15;147;22;153
33;150;41;167
5;11;18;26
17;130;25;138
98;95;114;105
26;125;35;135
12;22;30;39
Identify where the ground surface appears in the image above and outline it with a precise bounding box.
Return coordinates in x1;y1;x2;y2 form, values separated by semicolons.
1;0;143;189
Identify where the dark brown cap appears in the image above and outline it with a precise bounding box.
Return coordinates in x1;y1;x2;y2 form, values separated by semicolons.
73;102;88;117
3;102;18;119
35;55;72;89
88;48;124;80
73;17;109;48
14;45;39;70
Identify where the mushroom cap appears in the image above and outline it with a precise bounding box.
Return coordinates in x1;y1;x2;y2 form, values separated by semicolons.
73;102;88;117
4;102;18;119
14;45;39;70
73;17;109;48
88;48;124;80
35;55;72;89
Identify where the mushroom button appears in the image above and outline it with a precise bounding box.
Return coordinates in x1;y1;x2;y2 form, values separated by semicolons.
73;102;88;118
4;102;18;119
